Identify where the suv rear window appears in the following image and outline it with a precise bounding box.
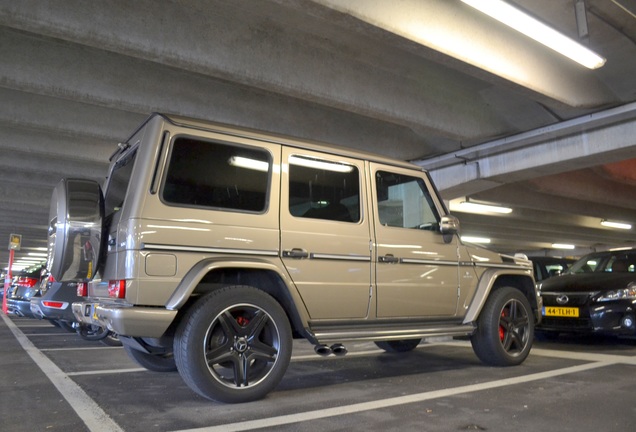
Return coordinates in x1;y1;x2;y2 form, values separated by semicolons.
105;148;137;218
162;137;270;212
288;155;360;223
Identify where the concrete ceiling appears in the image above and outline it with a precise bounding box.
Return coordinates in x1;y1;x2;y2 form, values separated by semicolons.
1;0;635;272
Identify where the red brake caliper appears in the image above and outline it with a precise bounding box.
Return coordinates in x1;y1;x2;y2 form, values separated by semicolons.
236;316;250;327
499;310;506;341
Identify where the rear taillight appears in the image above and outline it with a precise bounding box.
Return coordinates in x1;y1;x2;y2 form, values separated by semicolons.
108;280;126;299
77;282;88;297
42;301;66;309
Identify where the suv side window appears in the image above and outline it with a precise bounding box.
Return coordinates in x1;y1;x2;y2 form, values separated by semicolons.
288;155;360;223
161;137;270;212
375;170;439;229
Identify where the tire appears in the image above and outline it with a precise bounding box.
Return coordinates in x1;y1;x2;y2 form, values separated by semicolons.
471;287;534;366
374;339;421;352
55;319;77;333
47;178;104;282
123;344;177;372
77;323;109;341
100;332;123;347
174;286;293;403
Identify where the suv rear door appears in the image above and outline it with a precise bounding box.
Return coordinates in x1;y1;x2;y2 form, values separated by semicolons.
280;148;372;320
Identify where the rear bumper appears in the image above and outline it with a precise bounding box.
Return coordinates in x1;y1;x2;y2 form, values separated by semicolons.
7;298;35;318
72;301;177;337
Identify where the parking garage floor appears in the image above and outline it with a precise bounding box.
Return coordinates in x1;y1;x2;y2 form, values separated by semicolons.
2;312;636;432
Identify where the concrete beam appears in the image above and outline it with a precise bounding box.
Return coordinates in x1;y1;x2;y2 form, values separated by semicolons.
421;102;636;197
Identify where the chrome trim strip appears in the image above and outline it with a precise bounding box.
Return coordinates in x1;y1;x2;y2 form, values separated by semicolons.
142;243;279;256
310;253;371;261
476;262;528;270
400;258;459;266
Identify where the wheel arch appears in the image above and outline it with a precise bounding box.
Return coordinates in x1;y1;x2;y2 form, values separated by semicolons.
463;268;538;325
165;258;310;339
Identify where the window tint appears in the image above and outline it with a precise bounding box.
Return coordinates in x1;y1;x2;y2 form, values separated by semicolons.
162;137;270;212
289;155;360;223
375;171;439;229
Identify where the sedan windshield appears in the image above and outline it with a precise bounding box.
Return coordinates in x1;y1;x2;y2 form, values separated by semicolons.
567;251;636;274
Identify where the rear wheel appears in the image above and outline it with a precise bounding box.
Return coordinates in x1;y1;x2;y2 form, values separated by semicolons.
174;286;292;403
100;332;123;347
471;287;534;366
77;323;109;341
374;339;421;352
55;319;76;333
123;345;177;372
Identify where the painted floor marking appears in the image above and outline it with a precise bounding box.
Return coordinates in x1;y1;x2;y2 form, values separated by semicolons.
1;313;125;432
172;361;615;432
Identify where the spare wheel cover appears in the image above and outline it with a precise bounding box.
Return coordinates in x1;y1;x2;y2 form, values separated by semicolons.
48;178;104;282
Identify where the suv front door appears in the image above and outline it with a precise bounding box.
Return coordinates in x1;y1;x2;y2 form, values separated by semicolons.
371;164;460;318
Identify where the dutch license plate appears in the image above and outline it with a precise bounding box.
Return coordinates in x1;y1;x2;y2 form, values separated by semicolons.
543;306;579;317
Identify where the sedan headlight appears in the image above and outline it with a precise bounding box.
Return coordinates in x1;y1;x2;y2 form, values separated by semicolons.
597;283;636;302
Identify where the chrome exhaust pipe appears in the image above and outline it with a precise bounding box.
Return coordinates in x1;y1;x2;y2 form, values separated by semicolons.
314;344;333;356
330;343;347;356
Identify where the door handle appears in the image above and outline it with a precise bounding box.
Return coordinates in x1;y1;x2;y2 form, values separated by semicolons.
282;248;309;259
379;254;399;264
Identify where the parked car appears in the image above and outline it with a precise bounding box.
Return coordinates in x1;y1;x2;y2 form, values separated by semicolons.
6;266;46;318
30;276;121;346
530;256;576;282
50;113;540;403
537;249;636;337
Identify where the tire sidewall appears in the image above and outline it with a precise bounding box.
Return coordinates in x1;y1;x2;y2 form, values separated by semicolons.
174;286;292;403
472;287;534;366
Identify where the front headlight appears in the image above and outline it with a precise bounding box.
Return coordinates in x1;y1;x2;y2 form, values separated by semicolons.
597;283;636;302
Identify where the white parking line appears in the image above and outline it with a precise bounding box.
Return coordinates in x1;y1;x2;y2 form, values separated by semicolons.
1;313;125;432
171;361;615;432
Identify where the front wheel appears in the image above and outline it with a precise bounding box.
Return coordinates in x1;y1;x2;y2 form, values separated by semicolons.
471;287;534;366
174;286;293;403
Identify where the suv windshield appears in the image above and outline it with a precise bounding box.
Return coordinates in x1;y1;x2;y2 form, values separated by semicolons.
566;250;636;274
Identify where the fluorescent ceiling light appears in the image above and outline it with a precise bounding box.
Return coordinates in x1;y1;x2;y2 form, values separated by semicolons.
461;236;491;244
28;252;48;257
461;0;606;69
451;200;512;215
601;220;632;230
228;156;269;172
552;243;576;250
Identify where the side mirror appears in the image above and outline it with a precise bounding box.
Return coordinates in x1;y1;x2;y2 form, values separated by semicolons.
440;215;460;244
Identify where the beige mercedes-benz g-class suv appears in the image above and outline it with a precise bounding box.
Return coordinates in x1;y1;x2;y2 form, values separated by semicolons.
47;113;540;403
